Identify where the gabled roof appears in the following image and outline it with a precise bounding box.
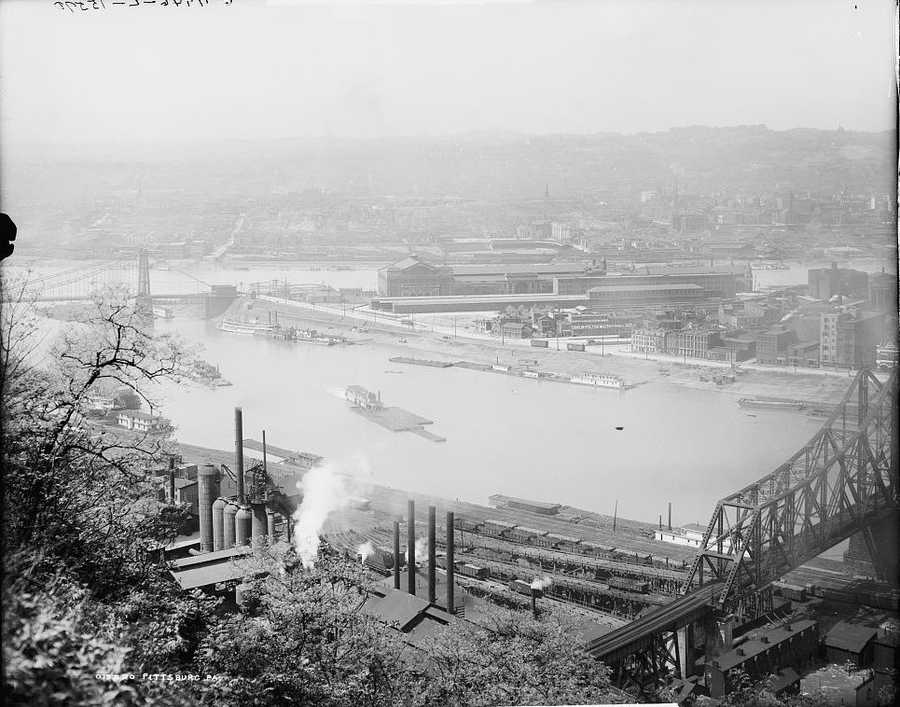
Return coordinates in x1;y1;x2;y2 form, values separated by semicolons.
825;621;878;654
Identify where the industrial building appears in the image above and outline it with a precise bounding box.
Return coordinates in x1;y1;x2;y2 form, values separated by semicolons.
808;263;870;301
376;256;605;298
705;619;819;699
824;621;879;668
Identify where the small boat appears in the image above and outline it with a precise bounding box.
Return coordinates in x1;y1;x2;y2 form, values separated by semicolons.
399;338;408;343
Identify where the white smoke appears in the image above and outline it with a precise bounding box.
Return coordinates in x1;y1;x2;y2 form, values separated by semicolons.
530;576;553;591
292;459;366;569
406;536;428;565
357;541;375;563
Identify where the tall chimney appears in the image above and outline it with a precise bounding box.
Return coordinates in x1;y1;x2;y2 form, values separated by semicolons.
393;520;401;590
668;502;672;531
262;429;267;473
168;455;176;503
407;500;416;595
446;511;455;614
235;407;245;504
428;505;436;603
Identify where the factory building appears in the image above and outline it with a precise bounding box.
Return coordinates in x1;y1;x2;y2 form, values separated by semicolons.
808;263;870;301
376;256;604;298
824;621;879;668
705;619;819;700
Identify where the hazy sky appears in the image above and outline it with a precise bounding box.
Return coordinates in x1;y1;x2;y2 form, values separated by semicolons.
1;0;896;146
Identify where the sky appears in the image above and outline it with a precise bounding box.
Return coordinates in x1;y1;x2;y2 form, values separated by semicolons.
0;0;896;147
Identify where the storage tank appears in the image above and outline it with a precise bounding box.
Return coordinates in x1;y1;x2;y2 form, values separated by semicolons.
235;505;252;546
212;497;227;551
223;501;238;549
197;465;220;552
251;504;267;546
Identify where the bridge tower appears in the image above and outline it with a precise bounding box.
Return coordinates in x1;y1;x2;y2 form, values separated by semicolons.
136;249;152;316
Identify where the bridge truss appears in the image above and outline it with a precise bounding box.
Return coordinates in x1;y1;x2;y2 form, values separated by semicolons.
682;368;898;619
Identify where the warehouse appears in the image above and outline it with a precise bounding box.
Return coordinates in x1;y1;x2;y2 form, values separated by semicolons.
824;621;879;668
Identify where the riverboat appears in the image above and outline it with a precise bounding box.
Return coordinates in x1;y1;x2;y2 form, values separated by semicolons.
569;373;625;389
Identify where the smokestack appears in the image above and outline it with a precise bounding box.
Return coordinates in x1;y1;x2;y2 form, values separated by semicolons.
235;407;245;504
613;499;618;533
393;521;401;589
446;511;455;614
266;510;276;540
168;455;176;503
407;500;416;595
428;506;436;603
262;429;267;473
668;502;672;531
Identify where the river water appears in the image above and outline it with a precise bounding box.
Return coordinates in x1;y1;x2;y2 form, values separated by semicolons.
9;257;884;528
152;318;824;528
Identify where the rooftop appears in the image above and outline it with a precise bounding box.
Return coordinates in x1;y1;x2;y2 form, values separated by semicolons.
715;619;817;673
588;283;704;293
825;621;879;654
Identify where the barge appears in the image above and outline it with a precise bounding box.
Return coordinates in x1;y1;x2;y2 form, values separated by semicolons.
569;373;625;389
738;398;805;411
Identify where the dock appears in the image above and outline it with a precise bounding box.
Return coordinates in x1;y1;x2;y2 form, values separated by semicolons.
388;356;454;368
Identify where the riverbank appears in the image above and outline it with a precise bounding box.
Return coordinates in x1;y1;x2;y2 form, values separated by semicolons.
238;296;855;408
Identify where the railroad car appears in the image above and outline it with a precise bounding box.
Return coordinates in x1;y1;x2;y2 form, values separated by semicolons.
455;562;490;580
509;579;542;598
607;576;650;594
566;342;586;352
530;339;549;348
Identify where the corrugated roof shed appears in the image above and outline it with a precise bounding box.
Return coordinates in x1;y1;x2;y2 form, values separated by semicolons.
364;589;431;631
825;621;878;654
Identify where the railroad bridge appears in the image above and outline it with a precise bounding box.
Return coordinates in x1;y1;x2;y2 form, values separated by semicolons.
590;367;898;697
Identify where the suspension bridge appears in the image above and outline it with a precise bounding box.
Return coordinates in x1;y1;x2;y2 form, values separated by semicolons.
589;366;898;696
8;250;238;318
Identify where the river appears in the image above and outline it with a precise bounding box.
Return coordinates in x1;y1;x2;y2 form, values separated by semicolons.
6;256;884;528
152;317;825;528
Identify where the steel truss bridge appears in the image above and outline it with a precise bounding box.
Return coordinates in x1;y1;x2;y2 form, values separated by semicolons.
589;367;898;697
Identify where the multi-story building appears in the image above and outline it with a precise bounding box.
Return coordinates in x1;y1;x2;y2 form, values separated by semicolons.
808;263;869;301
868;271;897;311
820;312;886;368
630;328;668;354
666;328;722;359
756;328;798;364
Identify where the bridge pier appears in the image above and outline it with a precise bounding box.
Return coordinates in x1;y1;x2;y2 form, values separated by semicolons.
677;624;696;678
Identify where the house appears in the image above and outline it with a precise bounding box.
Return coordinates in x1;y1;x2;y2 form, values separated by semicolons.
116;410;170;433
499;321;533;339
85;393;116;412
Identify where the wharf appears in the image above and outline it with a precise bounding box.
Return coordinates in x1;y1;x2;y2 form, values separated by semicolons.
389;356;627;389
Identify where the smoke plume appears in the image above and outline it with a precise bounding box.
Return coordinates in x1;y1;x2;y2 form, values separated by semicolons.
530;576;553;591
357;541;375;563
292;459;365;569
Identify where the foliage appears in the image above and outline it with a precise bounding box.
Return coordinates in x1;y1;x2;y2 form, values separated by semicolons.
1;281;625;706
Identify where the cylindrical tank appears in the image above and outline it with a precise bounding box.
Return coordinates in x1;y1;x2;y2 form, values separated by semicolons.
251;504;267;545
197;465;220;553
235;505;252;547
212;497;227;552
223;501;238;549
266;510;277;540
